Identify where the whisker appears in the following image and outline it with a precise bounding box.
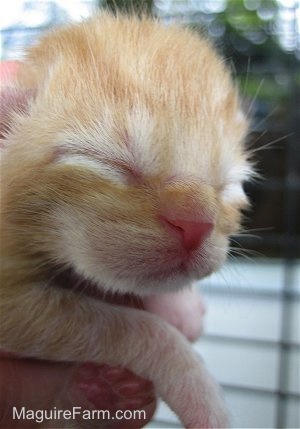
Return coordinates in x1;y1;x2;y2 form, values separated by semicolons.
248;132;294;155
242;56;251;97
252;106;279;131
248;129;268;147
229;247;264;259
231;234;261;242
247;78;265;117
234;226;274;236
228;239;257;253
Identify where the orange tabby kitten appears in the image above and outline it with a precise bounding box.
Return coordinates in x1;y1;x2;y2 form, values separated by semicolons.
0;13;251;428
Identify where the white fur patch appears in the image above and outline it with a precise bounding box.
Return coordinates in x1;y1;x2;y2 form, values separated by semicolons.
222;163;252;202
227;162;253;183
222;182;246;202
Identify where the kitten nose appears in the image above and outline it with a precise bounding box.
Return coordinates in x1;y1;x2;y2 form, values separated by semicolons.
162;218;213;252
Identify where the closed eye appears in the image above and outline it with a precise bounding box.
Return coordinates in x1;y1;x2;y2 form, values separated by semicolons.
55;145;143;184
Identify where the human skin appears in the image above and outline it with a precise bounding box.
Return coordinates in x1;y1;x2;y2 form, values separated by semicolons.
0;352;156;428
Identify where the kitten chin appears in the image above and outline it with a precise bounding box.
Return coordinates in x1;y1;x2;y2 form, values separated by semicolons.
65;235;228;296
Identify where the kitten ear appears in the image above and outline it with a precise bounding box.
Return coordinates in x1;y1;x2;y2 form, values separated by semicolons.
0;86;36;140
0;61;36;140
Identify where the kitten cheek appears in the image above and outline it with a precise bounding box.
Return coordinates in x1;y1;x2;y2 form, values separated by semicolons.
217;204;243;235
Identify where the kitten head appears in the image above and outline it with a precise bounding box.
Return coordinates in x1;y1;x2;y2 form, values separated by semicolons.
4;13;251;294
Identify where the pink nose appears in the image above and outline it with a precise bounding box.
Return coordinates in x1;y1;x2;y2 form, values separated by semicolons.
163;218;213;252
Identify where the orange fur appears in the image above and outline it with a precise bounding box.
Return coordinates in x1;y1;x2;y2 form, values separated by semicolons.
0;12;251;428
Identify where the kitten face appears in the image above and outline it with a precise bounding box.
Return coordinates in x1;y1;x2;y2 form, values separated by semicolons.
6;14;251;295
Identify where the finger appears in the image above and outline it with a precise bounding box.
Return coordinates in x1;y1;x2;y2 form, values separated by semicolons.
0;357;73;428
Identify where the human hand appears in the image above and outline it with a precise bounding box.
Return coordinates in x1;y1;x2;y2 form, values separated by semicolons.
0;352;156;428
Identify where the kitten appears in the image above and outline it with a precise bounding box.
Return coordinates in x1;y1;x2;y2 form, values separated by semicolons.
0;12;251;428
